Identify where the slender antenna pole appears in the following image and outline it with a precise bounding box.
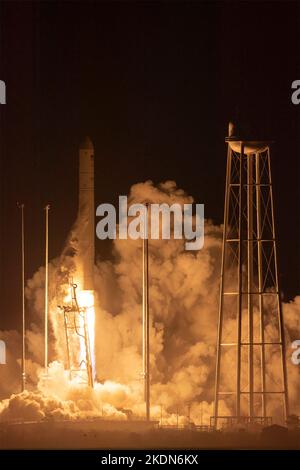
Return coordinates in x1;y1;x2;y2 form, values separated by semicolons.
17;203;26;392
44;204;50;372
142;204;150;421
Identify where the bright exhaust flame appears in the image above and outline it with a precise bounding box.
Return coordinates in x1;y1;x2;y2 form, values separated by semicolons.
77;289;95;379
62;285;96;385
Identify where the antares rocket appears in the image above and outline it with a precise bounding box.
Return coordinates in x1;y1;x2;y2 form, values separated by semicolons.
60;137;95;388
79;137;95;290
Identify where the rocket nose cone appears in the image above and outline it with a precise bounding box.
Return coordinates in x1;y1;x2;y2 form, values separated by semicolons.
80;136;94;151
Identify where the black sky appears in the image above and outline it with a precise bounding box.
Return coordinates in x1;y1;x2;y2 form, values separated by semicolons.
0;1;299;330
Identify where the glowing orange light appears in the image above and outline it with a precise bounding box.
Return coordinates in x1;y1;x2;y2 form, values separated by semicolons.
77;289;95;378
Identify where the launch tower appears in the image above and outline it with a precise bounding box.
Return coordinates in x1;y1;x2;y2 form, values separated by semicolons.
213;131;289;428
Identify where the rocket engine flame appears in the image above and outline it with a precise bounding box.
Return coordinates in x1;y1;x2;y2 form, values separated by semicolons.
60;283;95;388
77;289;95;378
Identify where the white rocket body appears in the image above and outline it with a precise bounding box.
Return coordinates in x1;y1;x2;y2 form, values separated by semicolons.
79;137;95;290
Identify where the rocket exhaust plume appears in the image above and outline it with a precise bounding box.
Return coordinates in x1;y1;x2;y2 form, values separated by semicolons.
2;175;300;429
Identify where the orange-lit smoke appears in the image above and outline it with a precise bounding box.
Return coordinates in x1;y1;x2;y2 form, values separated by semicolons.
0;180;299;426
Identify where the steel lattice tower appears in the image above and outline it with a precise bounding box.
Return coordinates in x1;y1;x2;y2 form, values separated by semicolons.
213;135;289;429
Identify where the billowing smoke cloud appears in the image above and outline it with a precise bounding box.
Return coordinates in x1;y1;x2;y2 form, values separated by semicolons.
0;362;140;422
90;181;224;423
0;180;299;425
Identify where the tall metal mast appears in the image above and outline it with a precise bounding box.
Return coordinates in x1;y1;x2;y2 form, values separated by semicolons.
142;204;150;421
17;203;26;392
44;204;50;372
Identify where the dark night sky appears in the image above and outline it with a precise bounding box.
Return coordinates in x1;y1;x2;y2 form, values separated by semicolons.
0;1;299;331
